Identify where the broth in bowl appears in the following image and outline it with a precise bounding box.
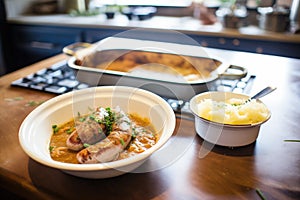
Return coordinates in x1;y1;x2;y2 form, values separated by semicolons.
49;106;159;164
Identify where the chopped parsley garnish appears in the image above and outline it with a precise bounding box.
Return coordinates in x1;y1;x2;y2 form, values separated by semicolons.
49;146;54;153
66;128;74;134
132;128;137;138
52;125;59;133
77;112;86;122
256;188;266;200
25;100;45;107
231;99;251;106
120;138;125;146
284;139;300;142
83;143;90;148
102;107;115;135
89;114;96;120
4;96;24;102
79;117;86;122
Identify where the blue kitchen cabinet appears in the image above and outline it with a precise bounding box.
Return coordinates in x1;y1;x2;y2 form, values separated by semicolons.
8;24;82;69
83;28;123;43
7;23;300;73
84;29;300;59
188;34;300;59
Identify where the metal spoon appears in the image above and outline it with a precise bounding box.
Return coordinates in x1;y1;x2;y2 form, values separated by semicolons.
234;86;276;106
251;86;277;100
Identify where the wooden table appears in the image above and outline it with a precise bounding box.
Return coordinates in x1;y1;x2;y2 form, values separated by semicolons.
0;49;299;200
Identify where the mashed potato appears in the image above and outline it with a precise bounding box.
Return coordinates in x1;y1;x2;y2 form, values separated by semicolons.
196;98;270;125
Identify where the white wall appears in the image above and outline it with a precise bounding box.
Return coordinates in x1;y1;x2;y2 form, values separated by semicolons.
4;0;36;17
4;0;294;18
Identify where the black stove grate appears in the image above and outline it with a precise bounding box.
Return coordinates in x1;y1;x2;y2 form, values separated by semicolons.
11;60;255;119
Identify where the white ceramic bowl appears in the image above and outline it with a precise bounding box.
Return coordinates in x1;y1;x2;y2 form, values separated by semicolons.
19;86;176;178
189;91;271;147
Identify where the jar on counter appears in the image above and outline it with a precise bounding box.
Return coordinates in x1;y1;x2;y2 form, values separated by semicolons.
32;0;58;14
258;6;290;32
61;0;87;13
216;0;248;28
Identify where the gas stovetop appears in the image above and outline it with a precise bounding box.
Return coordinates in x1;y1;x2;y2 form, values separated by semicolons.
11;60;256;119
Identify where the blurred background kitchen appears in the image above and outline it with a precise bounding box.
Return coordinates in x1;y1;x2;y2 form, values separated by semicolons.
1;0;300;76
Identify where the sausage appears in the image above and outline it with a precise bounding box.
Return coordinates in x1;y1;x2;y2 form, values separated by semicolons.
66;130;83;151
66;107;108;151
66;120;106;151
76;119;106;144
76;130;132;164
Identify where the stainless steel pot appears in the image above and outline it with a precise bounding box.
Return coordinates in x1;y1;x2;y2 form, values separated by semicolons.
64;37;247;101
258;6;290;32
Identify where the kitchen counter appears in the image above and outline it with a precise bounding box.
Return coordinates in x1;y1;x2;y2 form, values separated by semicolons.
8;14;300;43
5;13;300;72
0;48;299;199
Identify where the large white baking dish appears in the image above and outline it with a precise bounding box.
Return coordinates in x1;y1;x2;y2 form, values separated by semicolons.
66;37;247;101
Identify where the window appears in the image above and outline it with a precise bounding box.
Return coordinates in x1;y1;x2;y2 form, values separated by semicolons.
94;0;193;7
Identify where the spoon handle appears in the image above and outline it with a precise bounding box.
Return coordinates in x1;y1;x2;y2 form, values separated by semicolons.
251;86;277;99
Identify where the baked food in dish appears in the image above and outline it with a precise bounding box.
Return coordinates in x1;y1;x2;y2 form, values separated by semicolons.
75;49;221;81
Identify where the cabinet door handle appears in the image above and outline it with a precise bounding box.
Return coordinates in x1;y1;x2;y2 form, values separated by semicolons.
30;41;55;50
